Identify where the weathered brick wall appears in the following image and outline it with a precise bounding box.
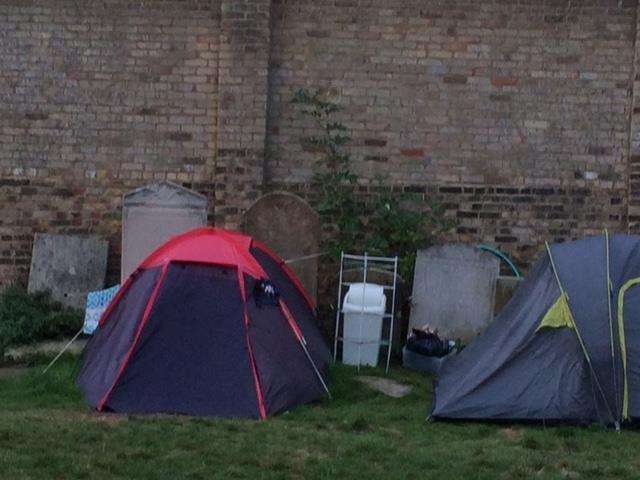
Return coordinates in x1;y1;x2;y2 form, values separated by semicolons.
214;0;272;229
0;0;220;284
628;2;640;232
2;0;640;286
267;0;635;269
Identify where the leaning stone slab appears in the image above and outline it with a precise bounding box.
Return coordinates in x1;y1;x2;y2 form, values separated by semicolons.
28;234;108;309
409;244;500;343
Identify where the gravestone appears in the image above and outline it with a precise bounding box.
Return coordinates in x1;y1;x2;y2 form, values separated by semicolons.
28;234;108;309
495;275;523;315
122;181;208;280
242;192;320;302
409;244;500;343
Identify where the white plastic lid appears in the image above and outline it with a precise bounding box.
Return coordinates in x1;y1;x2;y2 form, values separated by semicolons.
343;283;386;309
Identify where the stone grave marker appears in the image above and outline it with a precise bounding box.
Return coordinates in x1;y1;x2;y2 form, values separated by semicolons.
28;233;108;309
409;244;500;343
495;275;523;314
122;181;208;281
242;192;320;302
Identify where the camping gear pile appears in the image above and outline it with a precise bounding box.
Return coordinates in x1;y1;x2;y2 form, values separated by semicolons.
405;326;454;358
76;228;331;419
432;233;640;427
402;326;455;375
73;226;640;428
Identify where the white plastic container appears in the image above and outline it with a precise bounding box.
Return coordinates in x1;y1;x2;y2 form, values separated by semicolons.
342;283;387;367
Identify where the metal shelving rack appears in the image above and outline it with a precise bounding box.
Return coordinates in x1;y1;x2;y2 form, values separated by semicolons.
333;252;399;373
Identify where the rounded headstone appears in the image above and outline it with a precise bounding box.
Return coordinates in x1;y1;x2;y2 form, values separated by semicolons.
242;192;320;302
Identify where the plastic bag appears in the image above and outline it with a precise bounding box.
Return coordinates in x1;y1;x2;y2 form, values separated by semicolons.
405;328;452;358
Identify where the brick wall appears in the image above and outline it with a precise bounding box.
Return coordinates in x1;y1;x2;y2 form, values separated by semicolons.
266;0;636;269
0;0;220;283
1;0;640;285
628;1;640;232
214;0;272;229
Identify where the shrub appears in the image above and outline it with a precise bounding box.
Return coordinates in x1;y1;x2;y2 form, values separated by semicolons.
292;87;455;283
0;285;83;356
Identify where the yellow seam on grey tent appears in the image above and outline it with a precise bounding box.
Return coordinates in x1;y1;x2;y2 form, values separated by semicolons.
536;293;575;332
617;277;640;420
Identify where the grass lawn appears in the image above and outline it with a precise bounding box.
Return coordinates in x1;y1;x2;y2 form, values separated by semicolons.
1;357;639;479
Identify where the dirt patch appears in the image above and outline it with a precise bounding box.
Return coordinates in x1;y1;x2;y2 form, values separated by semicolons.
4;410;128;425
0;365;28;379
82;412;127;424
559;467;580;479
4;338;87;363
356;376;412;398
500;427;522;441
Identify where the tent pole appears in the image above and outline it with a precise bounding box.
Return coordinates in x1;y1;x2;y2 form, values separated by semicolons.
41;327;83;375
333;252;345;362
546;242;564;289
604;229;621;427
545;242;616;425
284;252;327;265
299;335;332;399
385;256;398;374
357;253;369;372
280;299;331;398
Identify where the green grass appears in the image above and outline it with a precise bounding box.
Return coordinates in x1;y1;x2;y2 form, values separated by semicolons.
1;357;640;479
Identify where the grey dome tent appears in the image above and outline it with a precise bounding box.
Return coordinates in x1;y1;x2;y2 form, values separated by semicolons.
431;233;640;428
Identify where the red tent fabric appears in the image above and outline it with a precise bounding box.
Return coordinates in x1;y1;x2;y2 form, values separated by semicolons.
77;227;330;418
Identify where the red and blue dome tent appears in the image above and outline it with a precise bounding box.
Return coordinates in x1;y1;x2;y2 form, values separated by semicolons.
76;228;331;418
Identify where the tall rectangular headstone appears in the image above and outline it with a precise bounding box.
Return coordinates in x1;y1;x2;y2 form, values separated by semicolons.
122;181;208;280
28;234;108;309
409;244;500;343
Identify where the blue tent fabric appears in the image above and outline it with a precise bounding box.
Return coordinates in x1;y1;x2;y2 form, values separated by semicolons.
77;268;161;408
432;234;640;426
250;246;331;368
244;274;326;416
106;264;260;417
547;238;614;422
